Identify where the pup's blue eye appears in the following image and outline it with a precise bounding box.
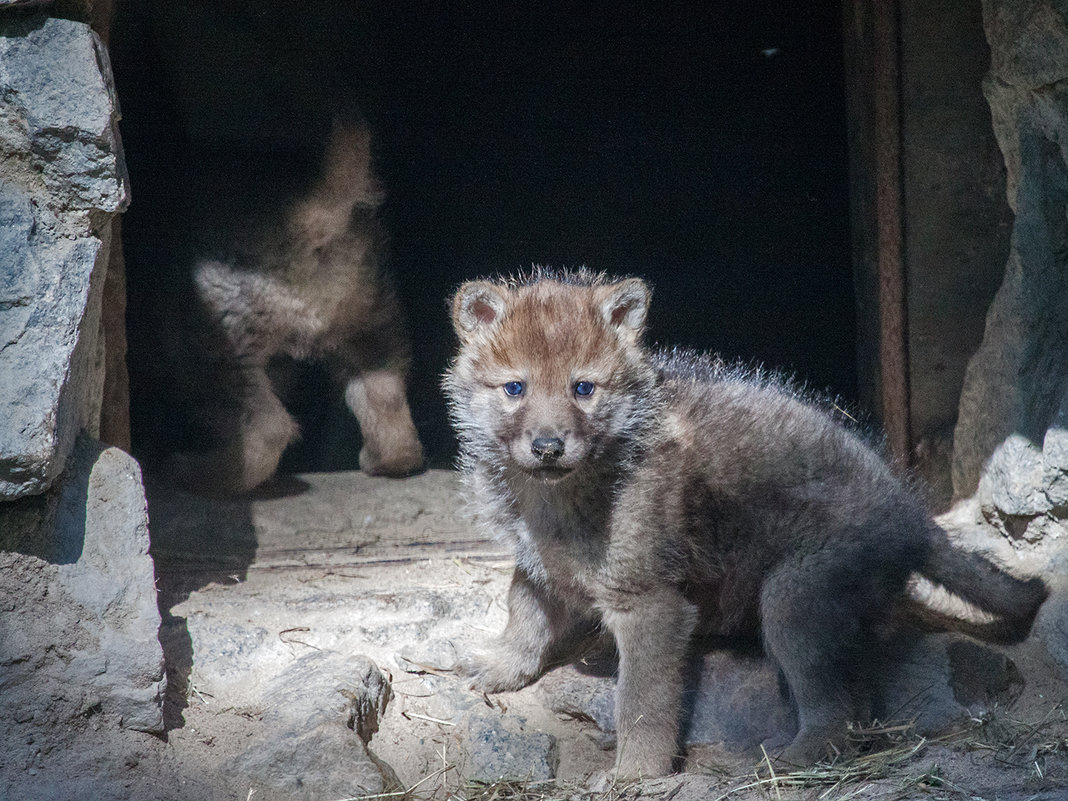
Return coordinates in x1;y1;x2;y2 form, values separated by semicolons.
574;381;595;397
503;381;525;397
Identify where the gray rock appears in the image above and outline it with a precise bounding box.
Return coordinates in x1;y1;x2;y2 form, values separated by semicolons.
0;437;165;733
234;722;397;801
982;1;1068;127
0;197;108;499
949;2;1068;677
259;652;393;743
185;621;277;700
0;15;128;500
459;709;559;782
232;652;398;800
0;15;128;211
60;441;164;732
538;668;617;735
396;636;461;674
349;657;394;744
953;1;1068;517
981;434;1057;518
970;397;1068;530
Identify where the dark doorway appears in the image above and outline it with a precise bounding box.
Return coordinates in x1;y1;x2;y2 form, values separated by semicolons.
113;1;852;471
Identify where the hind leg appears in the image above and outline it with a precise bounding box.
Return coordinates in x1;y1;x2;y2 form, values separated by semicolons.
182;262;301;492
344;369;424;476
233;371;301;489
760;563;872;765
169;367;298;494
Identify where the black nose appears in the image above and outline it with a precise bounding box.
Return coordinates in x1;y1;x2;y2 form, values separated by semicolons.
531;437;565;462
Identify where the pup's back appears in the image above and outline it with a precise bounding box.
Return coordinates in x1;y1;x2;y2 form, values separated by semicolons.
623;350;1044;763
613;351;930;636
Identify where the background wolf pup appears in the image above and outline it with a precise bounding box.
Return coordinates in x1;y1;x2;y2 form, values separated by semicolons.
138;121;424;494
443;269;1047;778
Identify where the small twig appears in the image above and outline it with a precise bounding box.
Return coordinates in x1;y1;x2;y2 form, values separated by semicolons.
832;402;859;423
279;626;321;651
343;762;456;800
1005;704;1059;759
401;710;456;726
399;659;455;678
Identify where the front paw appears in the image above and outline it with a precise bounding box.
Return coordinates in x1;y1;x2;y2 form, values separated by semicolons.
458;649;539;694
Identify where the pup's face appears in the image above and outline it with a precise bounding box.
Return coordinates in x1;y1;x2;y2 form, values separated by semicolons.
445;276;655;480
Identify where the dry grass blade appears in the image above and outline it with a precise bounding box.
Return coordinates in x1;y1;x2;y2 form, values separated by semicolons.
453;773;671;801
345;762;456;801
400;710;456;726
459;777;571;801
710;734;929;801
759;744;783;800
961;703;1068;768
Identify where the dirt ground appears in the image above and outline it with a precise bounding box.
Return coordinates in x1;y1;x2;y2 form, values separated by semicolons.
3;469;1067;801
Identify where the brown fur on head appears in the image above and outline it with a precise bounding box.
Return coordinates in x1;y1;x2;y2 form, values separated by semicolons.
451;273;650;346
446;272;658;478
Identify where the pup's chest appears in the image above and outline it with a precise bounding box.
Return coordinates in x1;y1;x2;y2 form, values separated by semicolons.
516;493;610;591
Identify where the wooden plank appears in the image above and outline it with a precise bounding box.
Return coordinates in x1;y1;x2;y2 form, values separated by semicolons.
844;0;911;465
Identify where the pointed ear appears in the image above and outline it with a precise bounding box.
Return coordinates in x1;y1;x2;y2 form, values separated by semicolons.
452;281;509;341
598;278;650;338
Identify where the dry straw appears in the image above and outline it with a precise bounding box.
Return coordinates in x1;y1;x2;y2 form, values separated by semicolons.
340;705;1067;801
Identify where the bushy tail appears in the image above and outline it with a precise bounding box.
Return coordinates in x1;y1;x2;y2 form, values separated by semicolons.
906;525;1048;644
288;119;384;248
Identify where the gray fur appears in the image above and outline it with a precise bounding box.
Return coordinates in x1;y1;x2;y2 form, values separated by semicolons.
443;271;1047;778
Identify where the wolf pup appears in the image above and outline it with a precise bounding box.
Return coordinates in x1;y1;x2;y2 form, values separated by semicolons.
149;121;424;493
443;269;1047;778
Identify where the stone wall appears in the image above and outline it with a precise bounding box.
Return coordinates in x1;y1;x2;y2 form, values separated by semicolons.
0;438;165;732
0;13;125;498
0;12;164;734
952;0;1068;547
940;0;1068;676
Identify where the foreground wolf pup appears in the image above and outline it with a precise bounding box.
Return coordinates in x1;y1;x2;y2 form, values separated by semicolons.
443;270;1047;778
151;122;423;493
